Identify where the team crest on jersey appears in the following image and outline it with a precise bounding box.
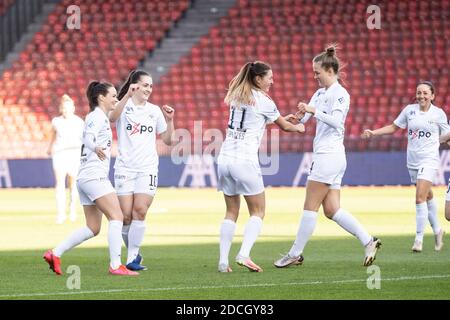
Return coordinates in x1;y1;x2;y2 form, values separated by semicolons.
87;121;94;128
125;106;134;114
409;111;416;116
338;97;344;104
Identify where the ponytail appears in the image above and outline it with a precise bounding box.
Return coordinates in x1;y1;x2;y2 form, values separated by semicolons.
224;61;271;106
117;69;151;100
86;81;113;112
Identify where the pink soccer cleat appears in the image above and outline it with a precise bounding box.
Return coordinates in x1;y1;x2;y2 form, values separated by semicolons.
109;265;139;276
43;249;63;275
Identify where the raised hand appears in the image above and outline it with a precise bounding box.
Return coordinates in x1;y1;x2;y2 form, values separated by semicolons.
161;104;175;121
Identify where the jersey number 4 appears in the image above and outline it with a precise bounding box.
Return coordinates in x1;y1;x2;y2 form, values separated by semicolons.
80;144;87;157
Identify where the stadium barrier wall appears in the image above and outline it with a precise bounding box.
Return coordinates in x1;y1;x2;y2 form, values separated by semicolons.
2;151;450;188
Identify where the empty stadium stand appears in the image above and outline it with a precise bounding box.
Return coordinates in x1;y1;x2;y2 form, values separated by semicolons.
0;0;448;158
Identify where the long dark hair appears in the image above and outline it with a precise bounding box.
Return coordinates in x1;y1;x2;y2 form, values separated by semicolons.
86;81;114;112
117;70;151;100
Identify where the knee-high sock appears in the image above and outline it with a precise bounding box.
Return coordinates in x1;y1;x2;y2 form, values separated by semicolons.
127;220;146;264
219;219;236;265
332;208;372;246
54;226;94;257
289;210;318;257
108;220;123;269
238;216;263;258
122;224;130;248
427;198;441;235
415;202;428;242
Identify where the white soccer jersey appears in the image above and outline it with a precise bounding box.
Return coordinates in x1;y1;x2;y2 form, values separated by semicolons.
51;115;84;153
114;98;168;172
77;107;112;180
302;81;349;154
394;103;449;169
219;89;280;161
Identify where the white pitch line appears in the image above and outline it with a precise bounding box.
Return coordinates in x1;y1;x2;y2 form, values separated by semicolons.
1;274;449;298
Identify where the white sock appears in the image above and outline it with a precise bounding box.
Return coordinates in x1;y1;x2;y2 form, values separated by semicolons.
108;220;123;269
332;208;372;246
219;219;236;265
238;216;263;258
54;226;94;257
415;202;428;242
122;224;130;248
127;220;146;264
289;210;317;257
56;182;66;219
427;198;441;235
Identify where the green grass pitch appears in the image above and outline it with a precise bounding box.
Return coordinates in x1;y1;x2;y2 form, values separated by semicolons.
0;186;449;300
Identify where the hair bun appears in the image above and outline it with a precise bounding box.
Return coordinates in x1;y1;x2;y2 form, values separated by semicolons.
326;46;336;56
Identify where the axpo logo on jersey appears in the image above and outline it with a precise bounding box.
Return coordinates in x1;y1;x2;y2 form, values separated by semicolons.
127;122;154;135
409;129;432;139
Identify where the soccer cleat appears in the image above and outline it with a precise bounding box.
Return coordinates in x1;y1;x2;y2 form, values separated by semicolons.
134;253;143;265
109;265;139;276
434;229;445;251
412;240;423;253
235;255;263;272
126;254;147;271
218;263;233;273
274;253;304;268
43;249;63;275
363;237;381;266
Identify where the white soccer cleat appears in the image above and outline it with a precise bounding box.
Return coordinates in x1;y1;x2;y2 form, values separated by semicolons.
218;263;232;273
363;237;381;266
434;229;445;251
412;240;423;253
273;253;304;268
235;255;263;272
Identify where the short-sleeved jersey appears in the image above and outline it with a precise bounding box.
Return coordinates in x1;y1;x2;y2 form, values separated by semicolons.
219;89;280;161
394;103;450;169
77;108;112;180
51;115;84;153
114;98;168;172
307;81;349;154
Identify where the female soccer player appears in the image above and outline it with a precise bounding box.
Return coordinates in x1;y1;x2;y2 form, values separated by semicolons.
217;61;305;273
109;70;175;271
441;133;450;222
274;45;380;269
363;81;448;252
43;81;138;276
47;94;84;223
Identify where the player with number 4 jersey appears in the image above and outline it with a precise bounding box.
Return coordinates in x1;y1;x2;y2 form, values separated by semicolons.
44;81;138;277
275;44;380;270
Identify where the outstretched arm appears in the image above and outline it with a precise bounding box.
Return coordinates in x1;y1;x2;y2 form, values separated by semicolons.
274;115;305;133
361;124;400;139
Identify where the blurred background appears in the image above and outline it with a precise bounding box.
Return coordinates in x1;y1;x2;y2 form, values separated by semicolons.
0;0;448;187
